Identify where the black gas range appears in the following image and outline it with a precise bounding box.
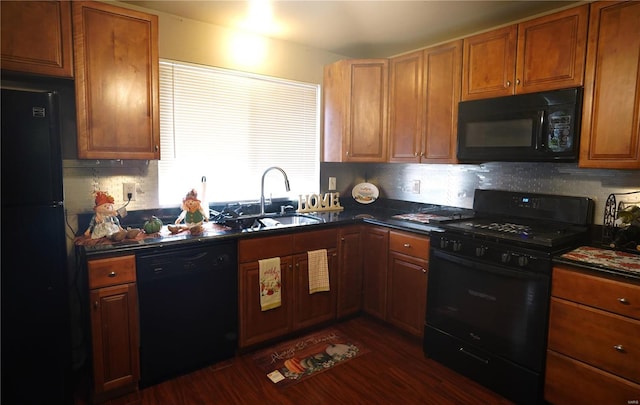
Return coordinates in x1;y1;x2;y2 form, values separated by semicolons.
424;189;594;405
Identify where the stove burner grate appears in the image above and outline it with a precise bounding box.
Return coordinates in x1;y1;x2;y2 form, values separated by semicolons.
473;222;532;235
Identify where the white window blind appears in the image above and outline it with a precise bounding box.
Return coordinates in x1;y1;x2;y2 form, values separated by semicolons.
158;60;320;207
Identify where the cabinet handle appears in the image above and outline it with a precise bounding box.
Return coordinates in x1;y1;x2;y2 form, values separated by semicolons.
341;237;345;242
155;145;159;151
516;78;521;85
506;80;511;87
403;243;411;248
108;271;116;278
618;297;629;304
94;301;99;309
414;152;419;157
422;268;427;273
613;344;625;352
346;151;350;157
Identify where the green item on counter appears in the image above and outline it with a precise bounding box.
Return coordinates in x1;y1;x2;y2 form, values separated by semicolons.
143;216;163;234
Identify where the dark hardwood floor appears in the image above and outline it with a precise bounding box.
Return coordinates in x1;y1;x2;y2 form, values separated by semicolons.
77;316;514;405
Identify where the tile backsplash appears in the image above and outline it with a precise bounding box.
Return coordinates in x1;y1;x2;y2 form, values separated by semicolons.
63;160;638;233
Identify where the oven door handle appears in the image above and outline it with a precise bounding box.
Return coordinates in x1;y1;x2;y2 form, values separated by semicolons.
458;347;489;364
430;248;547;281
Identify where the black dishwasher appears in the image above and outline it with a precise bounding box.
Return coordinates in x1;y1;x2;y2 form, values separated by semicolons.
136;240;237;388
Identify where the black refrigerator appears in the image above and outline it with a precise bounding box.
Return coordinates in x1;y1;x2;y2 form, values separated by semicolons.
1;88;72;404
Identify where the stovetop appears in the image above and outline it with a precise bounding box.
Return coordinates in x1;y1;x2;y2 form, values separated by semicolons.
439;217;589;248
435;189;595;249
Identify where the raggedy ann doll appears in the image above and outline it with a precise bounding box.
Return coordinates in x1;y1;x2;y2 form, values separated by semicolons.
84;191;123;239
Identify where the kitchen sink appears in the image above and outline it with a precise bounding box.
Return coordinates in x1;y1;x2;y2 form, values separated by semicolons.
234;213;324;231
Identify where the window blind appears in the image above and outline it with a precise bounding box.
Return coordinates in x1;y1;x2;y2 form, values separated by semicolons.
158;60;320;206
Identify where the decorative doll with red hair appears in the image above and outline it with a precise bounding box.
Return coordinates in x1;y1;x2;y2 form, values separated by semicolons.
84;191;122;239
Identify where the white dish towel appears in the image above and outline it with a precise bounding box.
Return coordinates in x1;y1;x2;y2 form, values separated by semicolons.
259;257;281;311
308;249;330;294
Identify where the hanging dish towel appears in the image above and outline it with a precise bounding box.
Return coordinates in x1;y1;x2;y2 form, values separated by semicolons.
259;257;281;311
308;249;330;294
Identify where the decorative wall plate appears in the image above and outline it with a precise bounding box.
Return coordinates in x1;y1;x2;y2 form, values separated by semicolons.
352;182;379;204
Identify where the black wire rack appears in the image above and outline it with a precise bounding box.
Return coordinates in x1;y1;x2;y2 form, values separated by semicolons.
602;190;640;251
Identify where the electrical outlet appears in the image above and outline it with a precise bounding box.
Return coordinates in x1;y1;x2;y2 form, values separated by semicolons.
328;177;337;191
123;183;136;201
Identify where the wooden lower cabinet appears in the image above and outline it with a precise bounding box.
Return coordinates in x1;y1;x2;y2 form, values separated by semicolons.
387;231;429;337
545;265;640;403
238;229;338;348
362;226;389;319
337;225;363;318
87;255;139;400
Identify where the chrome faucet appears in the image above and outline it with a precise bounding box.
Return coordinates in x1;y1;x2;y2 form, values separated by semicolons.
260;166;290;215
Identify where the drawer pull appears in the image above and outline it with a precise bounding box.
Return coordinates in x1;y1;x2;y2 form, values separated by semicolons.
403;243;411;248
618;297;629;304
613;344;625;352
108;271;117;278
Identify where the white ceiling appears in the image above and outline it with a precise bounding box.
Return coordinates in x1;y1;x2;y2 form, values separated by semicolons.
124;0;580;58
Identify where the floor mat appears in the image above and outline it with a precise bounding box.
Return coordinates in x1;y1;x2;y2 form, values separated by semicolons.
252;328;370;388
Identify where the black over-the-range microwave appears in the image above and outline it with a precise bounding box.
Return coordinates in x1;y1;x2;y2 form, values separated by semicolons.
456;87;583;162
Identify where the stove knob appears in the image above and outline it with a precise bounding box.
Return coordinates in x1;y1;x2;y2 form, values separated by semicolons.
517;255;529;267
501;252;511;264
439;238;448;249
475;246;487;257
452;240;462;252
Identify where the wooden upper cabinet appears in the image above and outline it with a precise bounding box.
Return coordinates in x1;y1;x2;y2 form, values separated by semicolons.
388;41;461;164
462;5;588;100
73;1;160;160
579;1;640;169
388;51;424;163
462;25;517;100
516;5;588;94
323;59;388;162
1;1;73;78
422;40;462;163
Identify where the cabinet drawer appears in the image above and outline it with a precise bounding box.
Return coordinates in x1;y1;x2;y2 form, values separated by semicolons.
238;234;293;263
553;266;640;320
389;231;429;260
88;255;136;289
548;297;640;383
545;349;640;404
294;228;338;252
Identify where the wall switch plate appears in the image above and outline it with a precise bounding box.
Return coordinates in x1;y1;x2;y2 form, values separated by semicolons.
123;183;136;201
412;180;421;194
328;177;337;191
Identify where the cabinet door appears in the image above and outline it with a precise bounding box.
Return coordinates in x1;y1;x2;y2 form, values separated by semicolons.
515;5;588;94
1;1;73;78
388;51;424;162
579;0;640;169
90;283;139;395
362;227;389;319
238;258;293;348
292;249;338;330
73;1;160;160
423;40;462;163
387;252;428;338
462;25;517;101
346;60;389;162
337;226;363;318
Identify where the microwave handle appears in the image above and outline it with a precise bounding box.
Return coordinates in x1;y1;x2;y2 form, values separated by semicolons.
535;110;545;150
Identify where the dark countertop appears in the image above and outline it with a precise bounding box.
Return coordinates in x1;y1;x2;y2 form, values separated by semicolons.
76;200;458;258
554;245;640;281
76;200;640;282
